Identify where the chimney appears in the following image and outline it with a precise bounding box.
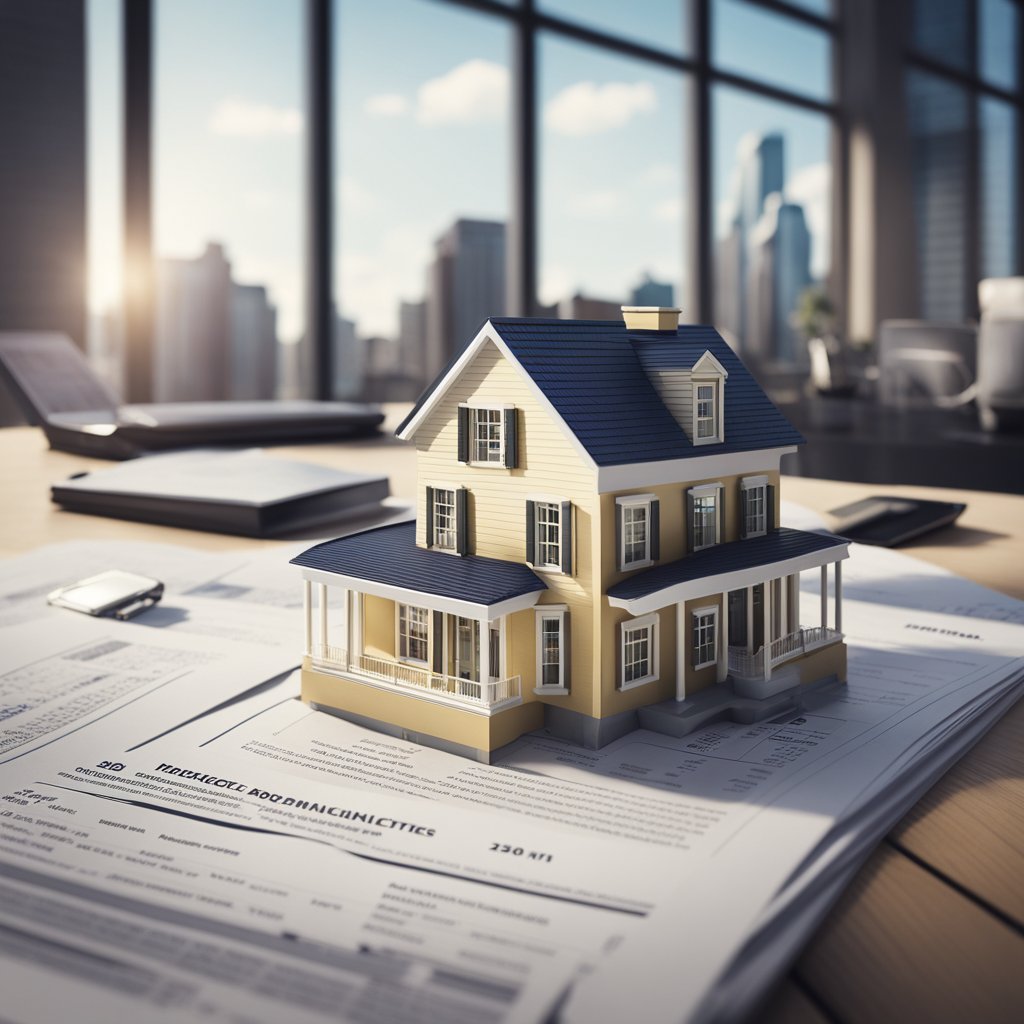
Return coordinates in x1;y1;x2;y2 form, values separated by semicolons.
621;306;681;332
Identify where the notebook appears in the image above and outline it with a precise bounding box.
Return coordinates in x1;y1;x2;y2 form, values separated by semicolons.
51;449;391;537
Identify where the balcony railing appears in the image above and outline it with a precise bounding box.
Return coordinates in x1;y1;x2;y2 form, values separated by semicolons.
729;626;843;680
310;645;521;710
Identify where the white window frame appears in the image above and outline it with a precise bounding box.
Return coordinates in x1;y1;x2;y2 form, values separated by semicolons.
690;482;721;552
692;377;723;445
430;484;459;552
397;603;430;666
533;500;562;571
620;612;660;690
460;404;511;467
740;475;768;538
534;605;568;694
616;493;655;571
691;605;719;670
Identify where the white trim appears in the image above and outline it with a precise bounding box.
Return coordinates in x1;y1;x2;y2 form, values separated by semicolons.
396;602;430;667
690;484;721;552
692;350;729;377
297;566;544;620
691;605;719;670
427;482;461;553
530;499;563;572
616;493;656;572
692;375;724;446
619;612;660;690
462;404;506;467
397;322;598;473
689;481;722;497
535;605;568;691
597;447;797;492
607;541;850;616
740;474;769;488
740;475;769;538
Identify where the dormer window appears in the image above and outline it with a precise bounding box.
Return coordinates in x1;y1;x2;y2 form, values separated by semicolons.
690;351;728;445
457;405;519;468
695;382;718;440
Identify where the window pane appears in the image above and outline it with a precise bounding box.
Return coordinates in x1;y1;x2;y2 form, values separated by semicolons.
907;71;970;321
712;0;832;102
540;35;687;318
154;0;302;402
335;0;510;400
978;0;1019;91
713;87;832;364
778;0;833;16
911;0;971;73
980;98;1019;280
86;0;124;396
539;0;688;57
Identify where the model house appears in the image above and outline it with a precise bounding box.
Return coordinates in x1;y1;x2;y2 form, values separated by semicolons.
292;307;849;761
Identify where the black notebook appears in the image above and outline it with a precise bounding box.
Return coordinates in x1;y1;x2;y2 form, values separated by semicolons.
52;449;391;537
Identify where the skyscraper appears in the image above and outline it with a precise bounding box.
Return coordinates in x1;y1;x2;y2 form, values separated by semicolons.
630;273;675;308
230;283;278;399
424;219;506;380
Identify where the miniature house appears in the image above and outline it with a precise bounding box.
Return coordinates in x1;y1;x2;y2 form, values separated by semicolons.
292;307;849;761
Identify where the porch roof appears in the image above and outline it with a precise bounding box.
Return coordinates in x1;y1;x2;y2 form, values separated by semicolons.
607;528;849;615
292;521;548;615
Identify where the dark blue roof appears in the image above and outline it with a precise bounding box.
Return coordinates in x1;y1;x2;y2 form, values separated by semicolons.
291;521;547;606
396;319;803;467
607;528;847;602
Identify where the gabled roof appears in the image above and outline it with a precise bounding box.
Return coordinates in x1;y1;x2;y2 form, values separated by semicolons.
291;521;547;607
397;318;804;468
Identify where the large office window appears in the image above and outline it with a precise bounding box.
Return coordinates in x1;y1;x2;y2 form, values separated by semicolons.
907;0;1022;319
333;0;510;401
153;0;304;402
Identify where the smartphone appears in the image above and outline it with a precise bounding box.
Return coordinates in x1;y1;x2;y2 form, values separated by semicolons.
828;496;966;547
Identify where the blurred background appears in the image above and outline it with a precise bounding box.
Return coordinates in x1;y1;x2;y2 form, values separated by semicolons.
1;0;1022;488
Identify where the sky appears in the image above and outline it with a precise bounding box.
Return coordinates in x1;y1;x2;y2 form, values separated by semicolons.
87;0;835;344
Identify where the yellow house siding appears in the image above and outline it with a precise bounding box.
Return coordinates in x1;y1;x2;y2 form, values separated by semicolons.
412;337;597;714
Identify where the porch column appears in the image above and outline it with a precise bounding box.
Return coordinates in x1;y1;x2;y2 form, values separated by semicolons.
478;613;489;689
779;577;787;636
788;574;800;631
303;579;312;656
763;579;773;680
351;591;363;664
318;584;328;655
820;565;828;628
344;589;352;668
717;594;729;683
835;561;843;633
676;603;686;702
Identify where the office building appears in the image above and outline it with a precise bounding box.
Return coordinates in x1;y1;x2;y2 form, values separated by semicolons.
630;274;675;309
230;284;278;400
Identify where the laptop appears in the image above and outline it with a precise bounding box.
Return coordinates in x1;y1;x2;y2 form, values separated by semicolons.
0;332;385;459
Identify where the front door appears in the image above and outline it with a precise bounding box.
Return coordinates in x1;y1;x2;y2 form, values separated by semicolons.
489;624;501;681
728;589;747;647
455;618;478;680
752;583;764;652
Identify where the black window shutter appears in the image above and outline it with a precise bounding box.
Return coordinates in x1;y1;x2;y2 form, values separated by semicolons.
560;501;573;575
456;488;469;556
503;408;518;468
432;611;444;674
767;483;776;531
615;502;623;567
717;485;725;545
457;406;470;463
685;489;695;553
425;486;435;547
649;499;660;561
525;501;536;564
739;487;748;539
561;613;571;690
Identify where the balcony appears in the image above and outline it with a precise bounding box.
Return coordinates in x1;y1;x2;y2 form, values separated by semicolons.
310;645;522;712
728;625;843;681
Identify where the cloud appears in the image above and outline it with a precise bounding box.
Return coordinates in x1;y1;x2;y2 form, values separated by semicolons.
209;98;302;138
567;189;621;218
653;197;683;223
417;60;509;126
338;175;379;214
365;93;409;118
545;80;657;137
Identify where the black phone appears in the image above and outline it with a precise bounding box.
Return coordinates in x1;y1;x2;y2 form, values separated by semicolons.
828;496;966;547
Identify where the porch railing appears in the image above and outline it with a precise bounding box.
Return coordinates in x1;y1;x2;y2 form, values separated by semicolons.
729;626;843;680
311;645;521;709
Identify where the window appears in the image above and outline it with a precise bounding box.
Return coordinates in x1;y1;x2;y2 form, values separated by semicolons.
432;487;457;551
535;606;568;692
692;607;718;669
620;613;659;689
690;485;721;551
741;476;768;538
535;502;561;569
696;383;717;439
617;494;659;570
398;604;429;663
473;407;503;463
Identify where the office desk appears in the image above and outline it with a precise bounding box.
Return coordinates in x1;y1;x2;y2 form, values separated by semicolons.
1;419;1022;1023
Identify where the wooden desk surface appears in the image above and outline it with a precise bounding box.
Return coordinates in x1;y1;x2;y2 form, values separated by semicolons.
1;418;1022;1022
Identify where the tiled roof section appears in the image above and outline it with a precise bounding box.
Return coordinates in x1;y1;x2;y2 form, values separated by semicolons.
291;521;547;606
396;317;804;466
607;528;847;601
